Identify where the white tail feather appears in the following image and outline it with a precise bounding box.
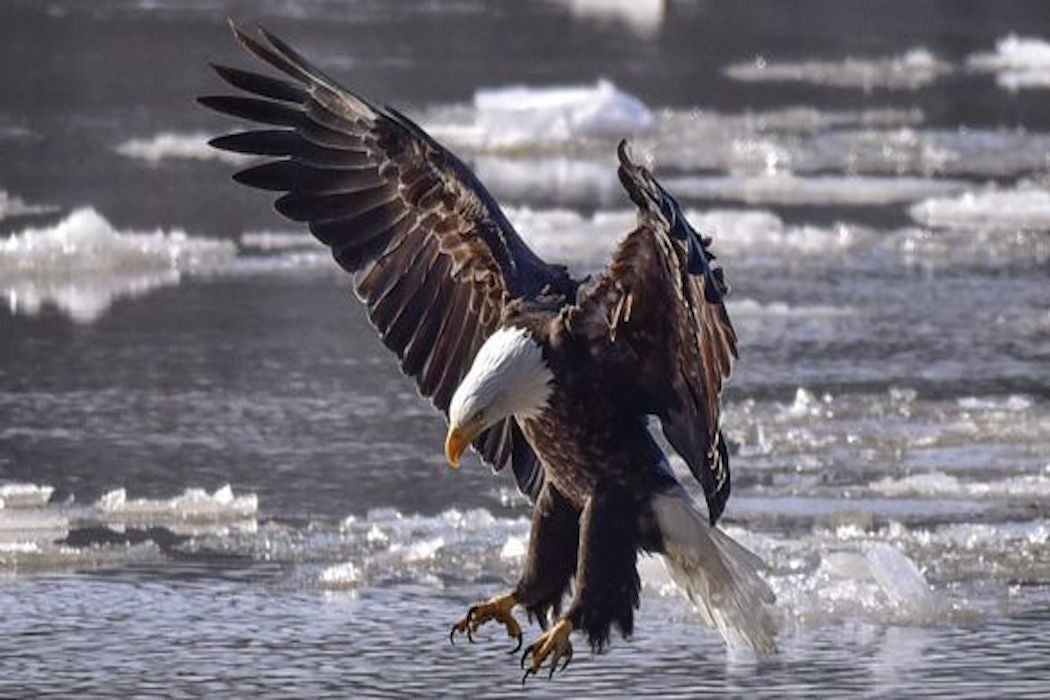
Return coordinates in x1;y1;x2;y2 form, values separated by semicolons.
653;486;777;654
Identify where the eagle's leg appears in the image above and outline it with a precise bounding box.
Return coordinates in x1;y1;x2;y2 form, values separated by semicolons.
521;483;640;680
450;483;578;653
514;482;580;627
449;592;522;650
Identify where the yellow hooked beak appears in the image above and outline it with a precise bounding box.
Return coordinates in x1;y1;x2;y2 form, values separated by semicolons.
444;421;482;469
444;426;468;469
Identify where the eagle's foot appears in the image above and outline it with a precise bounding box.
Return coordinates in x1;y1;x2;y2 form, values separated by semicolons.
449;592;522;652
520;618;573;683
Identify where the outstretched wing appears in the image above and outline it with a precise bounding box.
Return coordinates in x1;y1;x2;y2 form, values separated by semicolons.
567;141;738;524
201;23;571;494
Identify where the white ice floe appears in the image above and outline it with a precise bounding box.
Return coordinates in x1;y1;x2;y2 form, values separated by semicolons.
968;35;1050;91
724;49;951;91
116;131;248;165
318;561;360;589
96;484;258;523
0;207;236;322
870;472;1050;500
553;0;665;37
957;395;1033;412
475;156;624;207
782;387;834;420
728;299;855;319
0;482;262;573
809;543;939;622
472;79;653;148
0;508;69;542
235;230;332;273
0;484;54;509
0;541;162;573
0;190;57;222
909;186;1050;231
239;230;321;251
506;206;633;265
500;534;527;561
665;173;969;207
697;208;867;257
395;536;446;563
507;205;874;269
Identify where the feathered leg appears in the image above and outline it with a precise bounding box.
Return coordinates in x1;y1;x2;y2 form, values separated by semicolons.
514;482;580;625
521;483;641;681
450;482;579;652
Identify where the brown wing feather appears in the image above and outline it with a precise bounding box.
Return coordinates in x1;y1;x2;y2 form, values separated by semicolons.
201;23;575;489
567;141;737;523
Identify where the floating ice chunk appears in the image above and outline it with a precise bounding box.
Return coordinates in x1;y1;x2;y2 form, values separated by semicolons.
0;208;236;322
475;156;623;207
239;230;320;251
870;472;1050;499
506;206;633;266
0;540;161;573
555;0;665;37
865;543;937;617
968;35;1050;91
400;536;445;563
0;190;57;222
473;79;653;147
666;173;968;206
783;387;832;419
366;524;389;546
909;187;1050;231
95;484;257;523
994;69;1050;91
0;508;69;541
0;542;39;553
235;229;331;274
0;208;234;275
725;49;951;91
441;508;497;530
957;395;1033;412
969;34;1050;71
728;299;854;318
821;550;873;580
0;483;54;509
116;131;248;165
318;561;360;588
0;484;69;547
508;205;874;269
692;208;865;257
500;535;527;561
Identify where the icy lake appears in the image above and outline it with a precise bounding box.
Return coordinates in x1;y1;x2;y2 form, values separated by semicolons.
1;1;1049;696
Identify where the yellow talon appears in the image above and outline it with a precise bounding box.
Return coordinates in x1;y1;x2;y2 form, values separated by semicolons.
521;619;574;683
449;593;522;651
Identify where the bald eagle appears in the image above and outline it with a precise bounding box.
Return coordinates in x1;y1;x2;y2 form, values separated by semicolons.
202;23;776;680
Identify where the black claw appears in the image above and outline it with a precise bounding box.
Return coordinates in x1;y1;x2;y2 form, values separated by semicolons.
449;626;456;645
520;643;535;670
521;668;535;686
561;648;573;674
465;606;479;643
548;663;557;680
508;633;523;655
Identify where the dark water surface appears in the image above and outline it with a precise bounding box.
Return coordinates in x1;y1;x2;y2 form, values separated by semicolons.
2;1;1049;696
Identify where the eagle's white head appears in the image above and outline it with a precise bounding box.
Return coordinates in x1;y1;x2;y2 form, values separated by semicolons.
445;326;554;467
